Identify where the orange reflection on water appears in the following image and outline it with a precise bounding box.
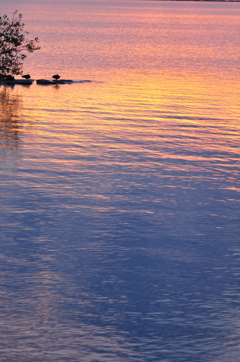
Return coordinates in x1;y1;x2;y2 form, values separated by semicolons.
3;0;237;184
0;4;239;361
0;87;23;150
14;66;239;185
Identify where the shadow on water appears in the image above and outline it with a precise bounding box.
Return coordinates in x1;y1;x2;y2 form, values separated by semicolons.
0;86;23;150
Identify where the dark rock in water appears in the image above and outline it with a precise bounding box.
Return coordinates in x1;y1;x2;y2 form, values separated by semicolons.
53;79;73;84
0;74;13;80
22;74;31;79
52;74;60;80
36;79;55;85
36;79;73;85
6;75;15;81
0;79;34;85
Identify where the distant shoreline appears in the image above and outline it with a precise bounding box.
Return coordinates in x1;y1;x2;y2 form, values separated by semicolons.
151;0;240;2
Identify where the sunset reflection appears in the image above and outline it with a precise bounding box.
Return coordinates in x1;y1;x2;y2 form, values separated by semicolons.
0;86;22;149
17;68;240;183
0;1;239;361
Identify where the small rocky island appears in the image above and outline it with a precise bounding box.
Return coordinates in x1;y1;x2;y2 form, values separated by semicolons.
36;74;73;84
0;74;91;86
0;12;91;87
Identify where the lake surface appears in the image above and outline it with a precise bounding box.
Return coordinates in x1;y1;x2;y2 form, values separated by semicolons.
0;1;240;361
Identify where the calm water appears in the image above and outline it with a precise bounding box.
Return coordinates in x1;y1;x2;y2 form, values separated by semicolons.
0;1;240;361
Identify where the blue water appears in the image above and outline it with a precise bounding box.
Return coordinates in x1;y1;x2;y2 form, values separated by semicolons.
0;1;240;361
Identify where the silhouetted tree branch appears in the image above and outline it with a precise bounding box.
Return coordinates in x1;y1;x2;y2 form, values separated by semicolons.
0;10;40;77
